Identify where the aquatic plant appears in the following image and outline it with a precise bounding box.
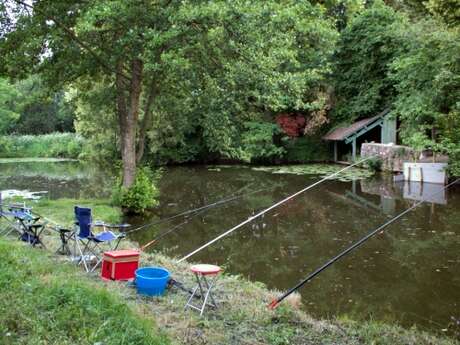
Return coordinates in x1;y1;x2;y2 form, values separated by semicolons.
251;164;374;181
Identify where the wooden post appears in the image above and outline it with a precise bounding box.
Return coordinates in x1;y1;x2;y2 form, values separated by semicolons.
352;138;357;162
333;141;338;162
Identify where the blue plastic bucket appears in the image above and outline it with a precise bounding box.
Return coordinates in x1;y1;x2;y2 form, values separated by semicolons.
135;267;170;296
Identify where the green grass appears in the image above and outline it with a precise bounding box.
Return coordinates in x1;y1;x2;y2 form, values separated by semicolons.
32;198;122;226
0;133;85;159
0;239;168;345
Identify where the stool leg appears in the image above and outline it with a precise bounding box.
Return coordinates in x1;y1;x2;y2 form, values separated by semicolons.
195;273;206;302
202;275;217;308
200;276;218;317
184;285;199;311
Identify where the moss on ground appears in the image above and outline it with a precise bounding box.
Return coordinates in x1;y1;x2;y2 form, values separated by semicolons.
2;197;459;345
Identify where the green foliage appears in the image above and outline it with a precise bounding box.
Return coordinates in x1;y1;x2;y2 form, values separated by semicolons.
332;0;409;122
426;0;460;26
390;20;460;173
71;81;120;161
0;78;20;134
365;156;383;171
112;167;160;214
0;76;76;135
0;133;85;158
1;0;338;165
241;122;285;163
0;239;168;345
282;136;330;163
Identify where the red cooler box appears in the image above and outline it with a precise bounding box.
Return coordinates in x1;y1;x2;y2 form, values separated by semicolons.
101;249;140;280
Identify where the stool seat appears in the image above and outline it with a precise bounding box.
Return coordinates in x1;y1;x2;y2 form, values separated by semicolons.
191;264;221;275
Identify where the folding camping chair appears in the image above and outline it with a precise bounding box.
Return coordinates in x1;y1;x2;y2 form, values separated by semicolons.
0;193;45;245
0;193;21;236
10;205;47;248
74;206;126;272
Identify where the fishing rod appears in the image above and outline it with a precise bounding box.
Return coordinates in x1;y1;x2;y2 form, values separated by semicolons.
178;156;375;263
268;178;460;309
140;202;220;250
125;183;260;234
139;186;270;250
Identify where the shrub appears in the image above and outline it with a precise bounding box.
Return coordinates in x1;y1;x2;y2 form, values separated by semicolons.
366;157;383;171
112;166;161;214
241;121;285;163
282;136;330;163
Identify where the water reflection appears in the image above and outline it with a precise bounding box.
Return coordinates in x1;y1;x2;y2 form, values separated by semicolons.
0;161;115;199
131;166;459;335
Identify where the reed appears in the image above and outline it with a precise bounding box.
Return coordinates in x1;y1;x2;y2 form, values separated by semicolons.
0;133;85;158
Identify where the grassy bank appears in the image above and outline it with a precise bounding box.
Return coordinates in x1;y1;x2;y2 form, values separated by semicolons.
0;239;168;345
0;133;84;159
2;197;459;345
32;198;121;226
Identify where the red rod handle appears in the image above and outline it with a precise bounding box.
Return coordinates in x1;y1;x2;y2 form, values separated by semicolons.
268;299;279;309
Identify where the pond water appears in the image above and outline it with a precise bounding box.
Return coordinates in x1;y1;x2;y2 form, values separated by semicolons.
1;160;459;336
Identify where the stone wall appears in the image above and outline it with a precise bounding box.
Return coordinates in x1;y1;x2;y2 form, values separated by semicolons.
361;143;415;172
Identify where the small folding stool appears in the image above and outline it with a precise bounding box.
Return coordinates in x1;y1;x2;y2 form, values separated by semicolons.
184;264;221;316
56;226;74;255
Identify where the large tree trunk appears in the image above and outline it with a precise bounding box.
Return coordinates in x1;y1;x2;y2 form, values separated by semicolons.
116;59;143;188
136;79;157;164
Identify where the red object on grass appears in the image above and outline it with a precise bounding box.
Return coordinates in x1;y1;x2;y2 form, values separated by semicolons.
101;249;140;281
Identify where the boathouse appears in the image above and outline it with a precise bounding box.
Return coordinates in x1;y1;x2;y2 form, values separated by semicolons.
323;109;397;162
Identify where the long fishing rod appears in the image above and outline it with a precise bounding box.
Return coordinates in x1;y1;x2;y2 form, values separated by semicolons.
178;156;375;263
268;178;460;309
140;204;213;250
139;187;269;250
125;184;263;234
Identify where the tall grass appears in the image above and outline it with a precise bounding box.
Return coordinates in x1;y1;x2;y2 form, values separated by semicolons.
0;239;168;345
0;133;85;158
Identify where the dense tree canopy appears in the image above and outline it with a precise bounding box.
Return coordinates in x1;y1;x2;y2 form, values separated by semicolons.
1;0;337;172
331;1;408;123
0;76;75;134
0;78;20;134
1;0;459;176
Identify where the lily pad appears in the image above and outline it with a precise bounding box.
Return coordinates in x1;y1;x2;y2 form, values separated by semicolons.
251;164;374;181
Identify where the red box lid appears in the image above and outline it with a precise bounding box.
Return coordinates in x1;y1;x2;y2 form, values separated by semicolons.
104;249;140;258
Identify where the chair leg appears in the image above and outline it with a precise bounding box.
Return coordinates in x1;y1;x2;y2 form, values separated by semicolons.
89;243;104;273
76;239;90;272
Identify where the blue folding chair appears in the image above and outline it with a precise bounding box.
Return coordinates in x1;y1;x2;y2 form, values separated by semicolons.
0;194;18;236
0;193;44;243
74;206;126;272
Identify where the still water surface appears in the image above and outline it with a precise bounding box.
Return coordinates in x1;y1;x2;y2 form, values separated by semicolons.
1;161;459;335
